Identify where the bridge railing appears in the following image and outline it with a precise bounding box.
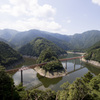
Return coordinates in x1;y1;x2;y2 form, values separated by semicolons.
6;56;84;73
59;56;84;61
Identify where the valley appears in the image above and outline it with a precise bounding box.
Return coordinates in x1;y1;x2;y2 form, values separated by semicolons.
1;29;100;100
1;0;100;99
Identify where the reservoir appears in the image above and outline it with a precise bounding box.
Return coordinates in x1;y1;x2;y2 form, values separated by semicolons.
13;53;100;91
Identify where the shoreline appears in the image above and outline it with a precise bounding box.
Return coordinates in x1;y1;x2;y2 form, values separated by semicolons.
34;66;67;78
67;51;85;55
5;59;24;70
82;58;100;68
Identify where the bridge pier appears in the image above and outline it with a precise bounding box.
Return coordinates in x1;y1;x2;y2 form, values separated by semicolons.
74;59;76;67
21;70;23;86
74;64;75;71
65;61;67;69
80;58;82;64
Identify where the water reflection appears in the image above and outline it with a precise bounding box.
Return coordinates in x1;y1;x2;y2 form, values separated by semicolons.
62;59;83;72
13;53;100;91
37;73;62;88
13;69;41;89
85;63;100;75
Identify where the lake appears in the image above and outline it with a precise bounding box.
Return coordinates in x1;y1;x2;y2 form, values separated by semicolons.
13;53;100;91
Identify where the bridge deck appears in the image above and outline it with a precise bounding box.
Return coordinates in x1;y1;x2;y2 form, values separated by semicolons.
59;56;83;61
6;56;84;73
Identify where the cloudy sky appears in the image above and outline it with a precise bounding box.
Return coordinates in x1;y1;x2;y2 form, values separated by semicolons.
0;0;100;35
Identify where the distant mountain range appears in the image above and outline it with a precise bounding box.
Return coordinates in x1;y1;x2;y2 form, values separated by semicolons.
0;29;100;50
0;29;18;41
0;37;7;43
9;29;71;50
0;37;15;48
18;37;66;57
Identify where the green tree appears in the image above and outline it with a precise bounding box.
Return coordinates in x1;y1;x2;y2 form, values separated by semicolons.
82;72;93;83
29;89;56;100
68;78;90;100
37;48;63;72
57;74;94;100
88;74;100;100
37;48;58;63
0;66;20;100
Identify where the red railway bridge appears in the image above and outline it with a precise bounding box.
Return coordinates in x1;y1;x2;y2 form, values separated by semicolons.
6;56;84;85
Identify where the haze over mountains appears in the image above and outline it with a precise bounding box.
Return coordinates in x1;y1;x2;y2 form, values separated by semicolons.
0;29;100;50
0;29;18;41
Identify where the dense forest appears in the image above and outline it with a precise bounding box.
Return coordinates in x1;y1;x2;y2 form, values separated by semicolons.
37;48;64;72
0;42;23;67
85;41;100;62
19;37;66;57
0;66;100;100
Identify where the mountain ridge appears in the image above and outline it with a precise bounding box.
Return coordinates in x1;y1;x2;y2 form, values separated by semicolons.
18;37;67;57
0;29;100;50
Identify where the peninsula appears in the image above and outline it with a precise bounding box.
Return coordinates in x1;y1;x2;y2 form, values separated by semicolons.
35;48;67;78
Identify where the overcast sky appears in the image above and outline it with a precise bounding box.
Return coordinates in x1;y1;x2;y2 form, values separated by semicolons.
0;0;100;35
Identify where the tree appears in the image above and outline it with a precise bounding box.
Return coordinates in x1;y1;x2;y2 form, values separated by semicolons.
29;89;56;100
57;76;92;100
0;66;20;100
37;48;58;63
88;74;100;100
68;78;90;100
82;72;93;83
37;48;63;72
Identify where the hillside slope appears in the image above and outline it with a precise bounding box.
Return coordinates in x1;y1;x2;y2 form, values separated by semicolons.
18;37;67;57
69;30;100;49
0;29;18;41
48;30;100;50
0;41;23;67
10;29;71;50
85;41;100;62
1;29;100;50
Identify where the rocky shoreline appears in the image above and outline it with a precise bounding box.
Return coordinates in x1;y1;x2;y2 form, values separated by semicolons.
34;66;67;78
82;58;100;68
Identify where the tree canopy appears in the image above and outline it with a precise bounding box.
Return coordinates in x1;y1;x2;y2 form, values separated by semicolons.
85;41;100;62
0;66;20;100
19;37;67;57
37;48;63;72
1;66;100;100
0;41;23;67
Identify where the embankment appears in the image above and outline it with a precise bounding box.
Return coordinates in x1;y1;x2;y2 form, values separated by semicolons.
34;66;67;78
82;58;100;68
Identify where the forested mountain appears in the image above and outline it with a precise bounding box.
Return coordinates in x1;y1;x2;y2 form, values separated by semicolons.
0;41;23;67
9;29;71;50
1;29;100;50
85;41;100;62
0;37;15;48
49;30;100;50
19;37;66;57
0;29;18;41
69;30;100;49
0;37;7;43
